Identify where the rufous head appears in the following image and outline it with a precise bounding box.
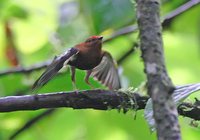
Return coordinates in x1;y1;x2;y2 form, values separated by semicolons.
85;36;103;44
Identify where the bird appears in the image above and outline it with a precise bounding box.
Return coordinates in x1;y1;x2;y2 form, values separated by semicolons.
32;35;121;91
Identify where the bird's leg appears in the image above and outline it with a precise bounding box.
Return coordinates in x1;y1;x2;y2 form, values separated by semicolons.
70;66;77;90
85;70;94;89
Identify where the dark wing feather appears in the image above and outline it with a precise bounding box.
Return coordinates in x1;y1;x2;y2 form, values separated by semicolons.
32;48;78;92
91;51;121;90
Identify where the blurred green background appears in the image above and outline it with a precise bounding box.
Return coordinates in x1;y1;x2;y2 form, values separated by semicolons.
0;0;200;140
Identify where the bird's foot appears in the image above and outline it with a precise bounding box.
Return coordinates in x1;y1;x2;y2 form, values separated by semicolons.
72;82;79;93
85;81;95;89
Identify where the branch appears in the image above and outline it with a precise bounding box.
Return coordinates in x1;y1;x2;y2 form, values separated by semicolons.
0;0;198;77
178;104;200;120
162;0;200;27
178;98;200;120
104;0;200;42
136;0;181;139
117;43;138;64
0;89;199;121
0;89;148;112
0;60;51;76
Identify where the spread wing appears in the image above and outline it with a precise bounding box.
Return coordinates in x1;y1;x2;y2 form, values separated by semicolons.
91;51;121;90
32;47;79;92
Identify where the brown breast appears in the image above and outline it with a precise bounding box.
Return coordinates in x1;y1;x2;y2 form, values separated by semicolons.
68;44;102;70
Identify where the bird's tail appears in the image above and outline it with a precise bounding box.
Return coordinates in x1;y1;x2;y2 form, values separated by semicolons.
144;83;200;131
31;48;78;92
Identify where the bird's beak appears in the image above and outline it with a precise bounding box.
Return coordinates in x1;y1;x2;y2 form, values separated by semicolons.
98;36;103;40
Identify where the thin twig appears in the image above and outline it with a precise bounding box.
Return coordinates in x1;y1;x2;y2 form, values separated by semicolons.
162;0;200;27
9;109;55;140
104;0;200;42
0;60;51;77
117;43;138;64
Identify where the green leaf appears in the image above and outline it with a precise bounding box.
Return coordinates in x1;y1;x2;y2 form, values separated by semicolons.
80;0;135;34
7;4;28;19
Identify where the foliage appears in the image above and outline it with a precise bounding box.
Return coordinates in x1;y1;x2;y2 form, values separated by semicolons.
0;0;200;140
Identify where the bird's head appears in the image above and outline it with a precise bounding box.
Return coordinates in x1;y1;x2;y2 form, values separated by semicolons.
84;36;103;47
